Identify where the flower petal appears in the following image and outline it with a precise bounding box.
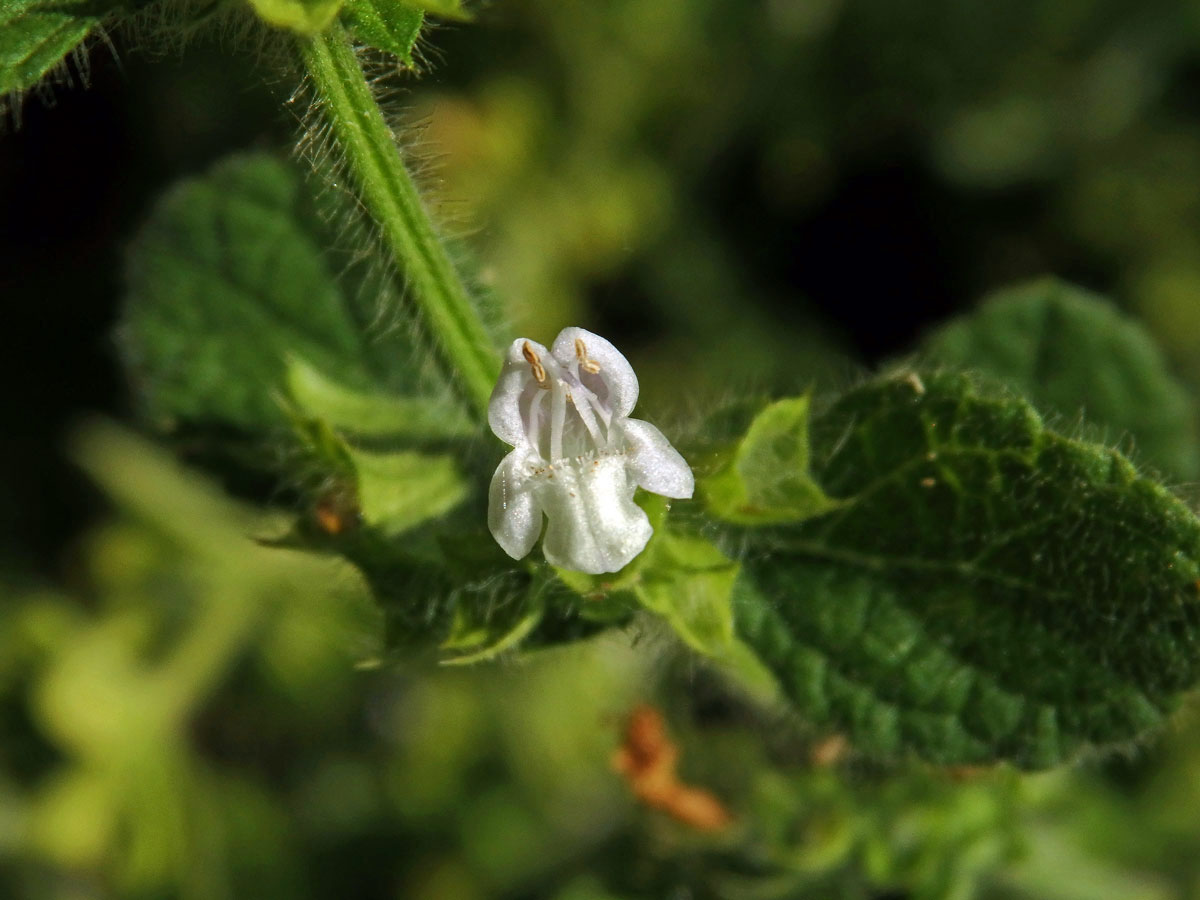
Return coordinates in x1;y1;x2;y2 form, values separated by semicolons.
488;449;543;560
537;456;652;574
623;418;695;499
488;338;551;448
551;326;639;418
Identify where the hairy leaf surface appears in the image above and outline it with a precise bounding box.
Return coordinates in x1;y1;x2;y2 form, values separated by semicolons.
0;0;104;97
123;153;463;437
737;371;1200;768
124;154;375;431
923;278;1200;481
340;0;422;63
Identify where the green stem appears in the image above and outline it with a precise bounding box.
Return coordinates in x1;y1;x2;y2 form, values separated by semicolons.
298;23;500;418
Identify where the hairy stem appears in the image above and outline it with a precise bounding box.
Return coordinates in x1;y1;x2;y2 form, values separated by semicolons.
298;24;499;417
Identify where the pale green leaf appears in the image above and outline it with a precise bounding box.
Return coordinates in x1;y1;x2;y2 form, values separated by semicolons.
286;354;474;440
340;0;422;63
398;0;468;22
247;0;342;35
702;396;842;524
350;448;468;536
635;532;737;657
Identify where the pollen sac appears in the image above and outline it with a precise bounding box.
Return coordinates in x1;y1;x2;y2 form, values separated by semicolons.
487;327;694;574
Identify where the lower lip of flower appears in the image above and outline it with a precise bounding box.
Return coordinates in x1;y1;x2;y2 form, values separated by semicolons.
528;452;652;574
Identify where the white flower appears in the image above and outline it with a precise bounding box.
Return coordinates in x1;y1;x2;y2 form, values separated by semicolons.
487;326;694;574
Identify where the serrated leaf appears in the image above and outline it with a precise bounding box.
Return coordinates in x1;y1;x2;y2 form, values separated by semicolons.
634;533;737;657
736;370;1200;769
0;0;101;97
123;153;468;442
340;0;422;63
123;154;376;432
702;396;842;524
247;0;341;35
922;278;1200;481
286;354;473;440
351;448;467;536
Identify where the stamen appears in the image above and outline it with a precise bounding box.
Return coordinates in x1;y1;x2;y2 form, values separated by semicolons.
574;381;612;432
550;381;566;461
575;338;601;374
525;389;545;450
572;388;605;447
523;341;549;387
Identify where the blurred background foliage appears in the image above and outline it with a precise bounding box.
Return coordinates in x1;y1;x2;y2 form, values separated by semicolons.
7;0;1200;896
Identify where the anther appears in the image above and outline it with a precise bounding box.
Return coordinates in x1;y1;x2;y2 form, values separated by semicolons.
575;338;601;374
523;341;548;386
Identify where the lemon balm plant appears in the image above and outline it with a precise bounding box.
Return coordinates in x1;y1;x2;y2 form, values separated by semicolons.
7;1;1200;897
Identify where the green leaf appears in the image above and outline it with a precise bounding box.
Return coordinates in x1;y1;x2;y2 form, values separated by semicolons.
246;0;342;35
439;591;545;666
339;0;422;63
736;370;1200;769
285;354;474;441
0;0;101;97
702;396;842;524
396;0;468;22
287;410;355;477
350;447;468;536
631;528;780;699
634;532;737;657
922;278;1200;481
123;154;375;432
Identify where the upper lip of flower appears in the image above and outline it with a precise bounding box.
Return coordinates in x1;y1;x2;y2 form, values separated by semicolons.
489;326;641;464
486;326;694;574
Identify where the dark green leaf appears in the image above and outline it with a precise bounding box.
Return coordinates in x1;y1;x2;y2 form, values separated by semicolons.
0;0;102;97
737;371;1200;768
123;154;376;432
922;278;1200;481
340;0;422;63
123;153;469;440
